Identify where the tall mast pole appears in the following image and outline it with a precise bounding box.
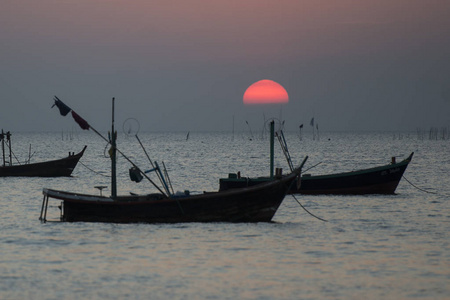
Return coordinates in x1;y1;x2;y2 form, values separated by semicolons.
270;120;274;178
8;131;12;166
111;98;117;198
1;129;5;167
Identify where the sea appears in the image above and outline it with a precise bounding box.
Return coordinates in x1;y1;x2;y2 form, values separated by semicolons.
1;130;449;300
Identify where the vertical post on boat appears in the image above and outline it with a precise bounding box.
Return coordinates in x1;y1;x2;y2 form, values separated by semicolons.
39;195;45;221
7;131;12;166
154;161;171;196
162;161;174;195
1;129;5;167
39;194;50;223
111;98;117;198
39;194;47;222
270;120;274;178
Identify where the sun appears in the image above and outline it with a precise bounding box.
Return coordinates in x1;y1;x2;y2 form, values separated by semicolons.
243;79;289;105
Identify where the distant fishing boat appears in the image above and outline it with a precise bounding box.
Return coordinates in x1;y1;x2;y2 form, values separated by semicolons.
0;130;86;177
219;126;414;195
40;97;306;223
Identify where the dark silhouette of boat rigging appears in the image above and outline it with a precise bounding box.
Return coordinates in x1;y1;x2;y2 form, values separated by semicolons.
40;97;306;223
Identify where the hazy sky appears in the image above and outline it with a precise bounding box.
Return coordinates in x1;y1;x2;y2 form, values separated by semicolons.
2;0;449;133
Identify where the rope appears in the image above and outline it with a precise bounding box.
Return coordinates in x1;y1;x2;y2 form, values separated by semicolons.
402;176;437;194
303;162;322;173
292;194;328;222
78;160;111;177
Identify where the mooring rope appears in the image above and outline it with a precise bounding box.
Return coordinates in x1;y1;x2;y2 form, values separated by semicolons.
78;160;111;177
402;176;437;194
292;194;328;222
302;161;322;173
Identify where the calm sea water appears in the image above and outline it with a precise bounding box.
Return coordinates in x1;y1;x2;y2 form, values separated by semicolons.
1;131;449;299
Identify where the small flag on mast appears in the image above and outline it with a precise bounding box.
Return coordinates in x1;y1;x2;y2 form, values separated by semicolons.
52;96;90;130
52;96;71;116
71;111;90;130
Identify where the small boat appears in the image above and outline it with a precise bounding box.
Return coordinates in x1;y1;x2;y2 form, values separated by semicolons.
220;152;413;195
292;153;413;195
219;125;413;195
40;97;305;223
0;130;86;177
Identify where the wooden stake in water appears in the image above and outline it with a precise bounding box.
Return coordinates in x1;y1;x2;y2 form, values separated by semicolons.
246;120;254;140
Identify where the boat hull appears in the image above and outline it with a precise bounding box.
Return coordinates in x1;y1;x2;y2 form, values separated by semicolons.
42;169;299;223
297;157;411;194
0;146;86;177
219;153;413;195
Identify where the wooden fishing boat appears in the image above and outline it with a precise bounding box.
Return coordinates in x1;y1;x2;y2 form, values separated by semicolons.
219;152;414;195
294;152;413;194
219;123;413;195
0;130;86;177
41;169;300;223
0;146;86;177
40;97;305;223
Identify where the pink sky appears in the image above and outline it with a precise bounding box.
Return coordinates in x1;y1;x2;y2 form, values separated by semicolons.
1;0;449;131
4;1;447;60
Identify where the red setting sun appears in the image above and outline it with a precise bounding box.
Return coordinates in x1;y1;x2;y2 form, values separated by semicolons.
243;79;289;105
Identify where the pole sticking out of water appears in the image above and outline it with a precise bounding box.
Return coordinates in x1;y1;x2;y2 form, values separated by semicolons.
232;115;234;142
246;121;254;140
310;117;315;140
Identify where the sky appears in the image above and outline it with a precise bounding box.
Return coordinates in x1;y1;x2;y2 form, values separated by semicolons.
1;0;450;133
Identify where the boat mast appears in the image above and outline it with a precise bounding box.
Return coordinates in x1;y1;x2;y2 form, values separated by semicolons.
51;96;168;197
8;131;12;166
270;120;274;178
0;130;12;167
111;98;117;198
1;129;5;167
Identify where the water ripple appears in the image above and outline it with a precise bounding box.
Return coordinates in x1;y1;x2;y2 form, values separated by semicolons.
1;131;449;299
